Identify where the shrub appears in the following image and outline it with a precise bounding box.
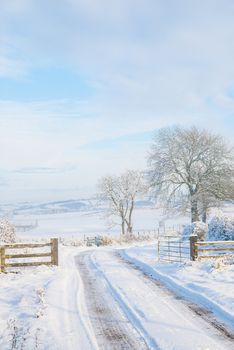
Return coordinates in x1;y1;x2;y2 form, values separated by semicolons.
181;221;208;241
206;215;234;241
0;219;16;243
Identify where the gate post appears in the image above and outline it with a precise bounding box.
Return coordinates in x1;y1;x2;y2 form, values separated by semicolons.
0;247;5;272
51;238;59;266
157;238;160;261
189;235;198;261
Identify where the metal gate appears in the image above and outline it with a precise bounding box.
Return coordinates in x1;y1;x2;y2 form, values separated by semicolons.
158;236;190;263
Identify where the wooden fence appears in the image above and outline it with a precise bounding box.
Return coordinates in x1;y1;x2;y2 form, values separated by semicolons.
193;238;234;260
0;238;58;272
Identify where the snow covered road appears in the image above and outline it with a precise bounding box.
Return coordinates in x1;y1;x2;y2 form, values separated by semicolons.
1;246;233;349
76;249;234;350
76;252;148;350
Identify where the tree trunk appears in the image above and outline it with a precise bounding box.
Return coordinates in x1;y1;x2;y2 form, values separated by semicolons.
126;200;134;234
201;192;207;223
121;220;125;235
127;224;132;234
191;198;199;222
201;209;207;223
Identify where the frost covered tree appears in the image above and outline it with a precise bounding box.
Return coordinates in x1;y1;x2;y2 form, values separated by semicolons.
97;170;147;234
148;126;234;223
0;219;16;243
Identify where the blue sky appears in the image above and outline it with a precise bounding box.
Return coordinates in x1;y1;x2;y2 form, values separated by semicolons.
0;0;234;203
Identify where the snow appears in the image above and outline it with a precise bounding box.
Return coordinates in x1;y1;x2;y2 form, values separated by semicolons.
0;246;98;350
1;203;234;349
0;265;57;349
77;249;233;349
207;215;234;241
10;202;234;242
45;246;98;350
121;244;234;331
0;243;234;349
181;221;208;241
13;208;188;240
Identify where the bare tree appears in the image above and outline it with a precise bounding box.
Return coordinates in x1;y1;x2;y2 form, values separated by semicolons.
97;170;147;234
148;126;234;222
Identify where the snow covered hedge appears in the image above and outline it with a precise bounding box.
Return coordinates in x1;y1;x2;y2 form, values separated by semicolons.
181;216;234;241
0;219;16;243
181;222;208;241
206;215;234;241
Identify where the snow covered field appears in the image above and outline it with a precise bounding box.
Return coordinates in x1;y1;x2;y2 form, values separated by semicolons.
14;207;189;240
11;201;234;241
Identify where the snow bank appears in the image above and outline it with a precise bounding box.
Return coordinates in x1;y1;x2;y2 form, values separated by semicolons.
0;246;97;350
0;265;58;349
121;244;234;331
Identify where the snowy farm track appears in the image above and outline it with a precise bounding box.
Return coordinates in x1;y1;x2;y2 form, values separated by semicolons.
75;249;234;350
76;252;149;350
119;253;234;341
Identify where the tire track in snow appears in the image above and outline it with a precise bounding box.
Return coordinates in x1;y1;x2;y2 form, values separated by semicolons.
86;249;234;350
88;252;160;350
119;250;234;341
46;247;99;350
76;252;151;350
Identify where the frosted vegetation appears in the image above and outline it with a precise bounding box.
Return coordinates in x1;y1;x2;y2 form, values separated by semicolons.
180;213;234;241
207;215;234;241
147;126;234;224
0;219;16;244
181;221;208;241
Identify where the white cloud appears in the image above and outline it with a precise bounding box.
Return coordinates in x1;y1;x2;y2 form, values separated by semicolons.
0;0;234;201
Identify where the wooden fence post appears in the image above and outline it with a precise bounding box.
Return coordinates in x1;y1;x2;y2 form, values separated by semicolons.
157;238;160;261
190;235;198;261
51;238;58;266
179;241;182;263
168;236;171;262
0;246;5;272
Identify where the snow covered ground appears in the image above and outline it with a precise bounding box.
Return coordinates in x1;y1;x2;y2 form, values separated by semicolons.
0;263;58;349
13;207;189;240
10;201;234;241
0;246;97;350
1;203;234;349
85;249;234;349
0;244;233;349
121;245;234;331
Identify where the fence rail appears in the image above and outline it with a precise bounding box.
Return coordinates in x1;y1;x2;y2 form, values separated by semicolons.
158;237;190;263
158;235;234;263
85;236;104;247
0;238;58;272
195;240;234;260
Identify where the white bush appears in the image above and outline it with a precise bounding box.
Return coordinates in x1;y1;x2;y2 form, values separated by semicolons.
181;224;194;240
0;219;16;243
206;215;234;241
181;221;208;241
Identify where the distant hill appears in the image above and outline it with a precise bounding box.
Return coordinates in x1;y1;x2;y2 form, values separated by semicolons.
0;198;155;216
